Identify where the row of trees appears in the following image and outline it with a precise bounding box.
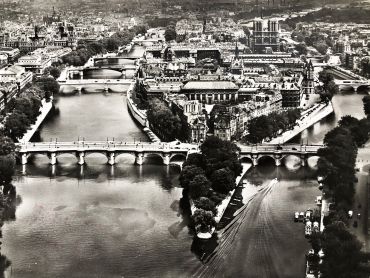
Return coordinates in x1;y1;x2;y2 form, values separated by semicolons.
313;97;370;277
318;70;338;103
62;25;147;66
245;109;301;143
180;136;242;233
0;134;20;274
2;77;58;141
286;7;370;26
146;98;188;142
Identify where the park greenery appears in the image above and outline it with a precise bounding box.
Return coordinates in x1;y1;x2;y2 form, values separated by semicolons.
286;7;370;26
179;136;242;234
62;25;147;66
312;97;370;277
146;98;190;142
2;77;57;141
318;70;338;103
245;109;301;144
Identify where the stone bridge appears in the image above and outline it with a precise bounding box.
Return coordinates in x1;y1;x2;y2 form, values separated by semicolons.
334;79;370;92
16;142;323;167
17;141;197;166
238;144;322;167
59;79;133;93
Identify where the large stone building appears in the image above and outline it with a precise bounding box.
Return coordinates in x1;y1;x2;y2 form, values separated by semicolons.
0;65;33;89
181;80;240;103
168;95;208;143
250;18;280;54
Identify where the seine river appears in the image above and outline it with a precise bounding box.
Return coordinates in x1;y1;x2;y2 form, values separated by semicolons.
1;85;366;277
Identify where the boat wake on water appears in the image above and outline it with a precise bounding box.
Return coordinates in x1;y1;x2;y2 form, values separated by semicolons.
192;179;279;278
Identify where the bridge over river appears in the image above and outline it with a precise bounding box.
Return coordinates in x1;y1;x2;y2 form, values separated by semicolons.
17;141;323;167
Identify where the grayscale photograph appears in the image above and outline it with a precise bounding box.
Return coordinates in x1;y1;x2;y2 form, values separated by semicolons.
0;0;369;277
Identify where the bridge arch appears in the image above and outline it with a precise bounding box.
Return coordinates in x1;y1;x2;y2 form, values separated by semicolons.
169;153;187;163
55;153;78;164
357;85;370;92
257;155;276;165
115;152;136;164
239;155;253;164
282;154;303;170
143;153;165;164
83;152;109;164
307;155;320;169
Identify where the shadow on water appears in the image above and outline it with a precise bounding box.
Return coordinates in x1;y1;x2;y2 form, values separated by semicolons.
0;184;22;277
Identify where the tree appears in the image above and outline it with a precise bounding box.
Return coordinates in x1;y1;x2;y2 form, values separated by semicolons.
179;165;205;190
319;70;338;103
4;112;31;140
316;42;329;55
210;167;236;194
295;43;308;55
192;209;216;233
188;174;211;199
49;67;61;79
200;136;242;177
0;136;16;156
183;153;207;169
34;77;60;97
164;27;177;42
0;155;15;186
320;221;368;278
363;95;370;116
338;116;369;146
193;197;217;214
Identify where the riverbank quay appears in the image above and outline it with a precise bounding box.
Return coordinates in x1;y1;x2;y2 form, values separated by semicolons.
18;98;53;143
126;82;161;143
347;147;370;250
267;102;334;144
190;163;252;239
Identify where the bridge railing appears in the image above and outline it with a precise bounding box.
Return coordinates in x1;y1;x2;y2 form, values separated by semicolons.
16;141;200;152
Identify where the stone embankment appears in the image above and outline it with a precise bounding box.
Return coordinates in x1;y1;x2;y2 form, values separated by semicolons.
126;82;161;142
268;102;334;144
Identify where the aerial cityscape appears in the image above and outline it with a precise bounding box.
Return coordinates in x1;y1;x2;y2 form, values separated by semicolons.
1;0;370;277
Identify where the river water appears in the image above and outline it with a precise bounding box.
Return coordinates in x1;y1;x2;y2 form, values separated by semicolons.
1;84;366;276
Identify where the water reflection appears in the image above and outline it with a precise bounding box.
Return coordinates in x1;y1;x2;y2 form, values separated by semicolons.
0;184;22;277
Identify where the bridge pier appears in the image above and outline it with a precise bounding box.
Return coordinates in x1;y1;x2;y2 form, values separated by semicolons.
274;153;282;167
21;153;28;165
301;155;307;167
77;151;85;165
252;155;259;167
135;152;144;165
49;152;57;165
107;152;115;166
163;153;170;166
275;157;282;167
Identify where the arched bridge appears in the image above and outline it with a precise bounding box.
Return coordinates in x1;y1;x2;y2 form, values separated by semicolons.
16;142;323;167
238;144;323;167
17;141;198;166
334;79;370;92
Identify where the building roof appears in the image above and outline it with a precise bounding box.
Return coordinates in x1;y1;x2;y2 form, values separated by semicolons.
183;81;239;90
0;65;25;75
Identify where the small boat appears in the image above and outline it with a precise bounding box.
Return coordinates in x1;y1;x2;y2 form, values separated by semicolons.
299;212;305;222
305;221;312;237
294;212;299;222
305;209;313;222
316;196;322;206
313;221;320;233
